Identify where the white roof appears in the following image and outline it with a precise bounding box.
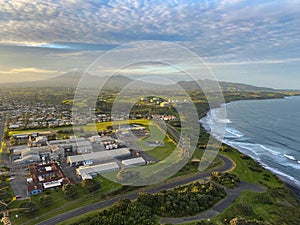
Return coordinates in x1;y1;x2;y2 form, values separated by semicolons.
67;148;130;164
45;166;52;171
121;157;145;166
43;180;62;189
81;173;93;180
76;162;120;176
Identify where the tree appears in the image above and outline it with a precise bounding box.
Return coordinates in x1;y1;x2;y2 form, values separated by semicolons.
62;184;78;200
20;201;38;216
82;179;100;193
39;195;52;207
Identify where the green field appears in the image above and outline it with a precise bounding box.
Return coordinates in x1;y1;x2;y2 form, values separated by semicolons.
8;119;151;136
220;145;283;188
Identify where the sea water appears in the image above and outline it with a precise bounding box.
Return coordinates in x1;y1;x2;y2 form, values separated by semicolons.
201;96;300;187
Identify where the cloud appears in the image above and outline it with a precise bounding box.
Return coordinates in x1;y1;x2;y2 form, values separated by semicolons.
0;67;59;83
205;58;300;66
0;67;58;75
0;0;299;87
0;0;299;59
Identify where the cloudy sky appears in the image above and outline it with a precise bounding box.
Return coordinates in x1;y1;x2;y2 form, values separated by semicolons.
0;0;299;88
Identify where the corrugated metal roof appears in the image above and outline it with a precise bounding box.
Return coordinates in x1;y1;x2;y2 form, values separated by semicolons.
76;162;120;177
67;148;130;164
121;157;145;166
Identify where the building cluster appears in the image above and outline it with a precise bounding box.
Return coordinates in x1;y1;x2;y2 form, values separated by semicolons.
139;97;188;107
27;162;71;196
11;124;149;196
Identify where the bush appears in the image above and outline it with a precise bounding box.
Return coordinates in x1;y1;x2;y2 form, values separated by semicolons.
229;217;266;225
70;198;155;225
82;179;100;193
62;184;78;200
20;201;38;216
211;172;240;189
137;182;226;217
39;195;52;207
234;203;253;216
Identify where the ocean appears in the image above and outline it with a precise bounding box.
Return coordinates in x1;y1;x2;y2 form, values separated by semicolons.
200;96;300;188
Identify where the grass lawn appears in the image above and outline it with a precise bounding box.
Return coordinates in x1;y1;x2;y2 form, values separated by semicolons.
145;139;176;160
219;145;283;189
180;146;300;225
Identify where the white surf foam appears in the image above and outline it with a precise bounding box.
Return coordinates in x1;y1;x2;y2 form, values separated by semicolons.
259;144;281;156
284;154;296;161
225;127;244;138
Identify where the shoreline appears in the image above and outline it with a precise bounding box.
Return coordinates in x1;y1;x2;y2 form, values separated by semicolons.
200;96;300;198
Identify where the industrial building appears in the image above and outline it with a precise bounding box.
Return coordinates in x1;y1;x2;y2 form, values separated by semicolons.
121;157;146;168
66;148;130;166
76;162;120;180
27;162;71;195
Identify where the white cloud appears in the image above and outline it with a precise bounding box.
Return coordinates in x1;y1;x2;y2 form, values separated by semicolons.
0;67;58;74
0;0;299;86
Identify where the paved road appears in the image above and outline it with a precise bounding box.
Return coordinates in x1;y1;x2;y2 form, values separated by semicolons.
35;154;236;225
160;181;265;224
0;115;7;165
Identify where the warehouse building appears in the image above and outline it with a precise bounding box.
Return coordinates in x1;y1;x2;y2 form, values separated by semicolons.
121;157;146;168
67;148;130;166
76;162;120;180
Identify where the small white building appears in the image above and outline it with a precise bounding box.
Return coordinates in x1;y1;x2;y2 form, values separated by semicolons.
121;157;146;168
43;179;64;189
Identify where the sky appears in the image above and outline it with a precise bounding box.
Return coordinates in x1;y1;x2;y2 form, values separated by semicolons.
0;0;299;89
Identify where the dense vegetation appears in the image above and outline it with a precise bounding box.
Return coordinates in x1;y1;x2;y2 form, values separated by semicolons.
65;182;226;225
211;172;240;189
137;182;226;217
67;198;155;225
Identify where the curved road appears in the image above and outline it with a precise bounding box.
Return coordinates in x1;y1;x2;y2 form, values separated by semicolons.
160;181;264;224
35;154;243;225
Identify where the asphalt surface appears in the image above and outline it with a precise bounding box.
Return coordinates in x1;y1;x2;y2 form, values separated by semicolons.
35;154;240;225
0;115;6;164
9;167;28;199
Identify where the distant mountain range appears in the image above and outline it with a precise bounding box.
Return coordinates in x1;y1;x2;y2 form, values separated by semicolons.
0;70;275;92
177;79;274;92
